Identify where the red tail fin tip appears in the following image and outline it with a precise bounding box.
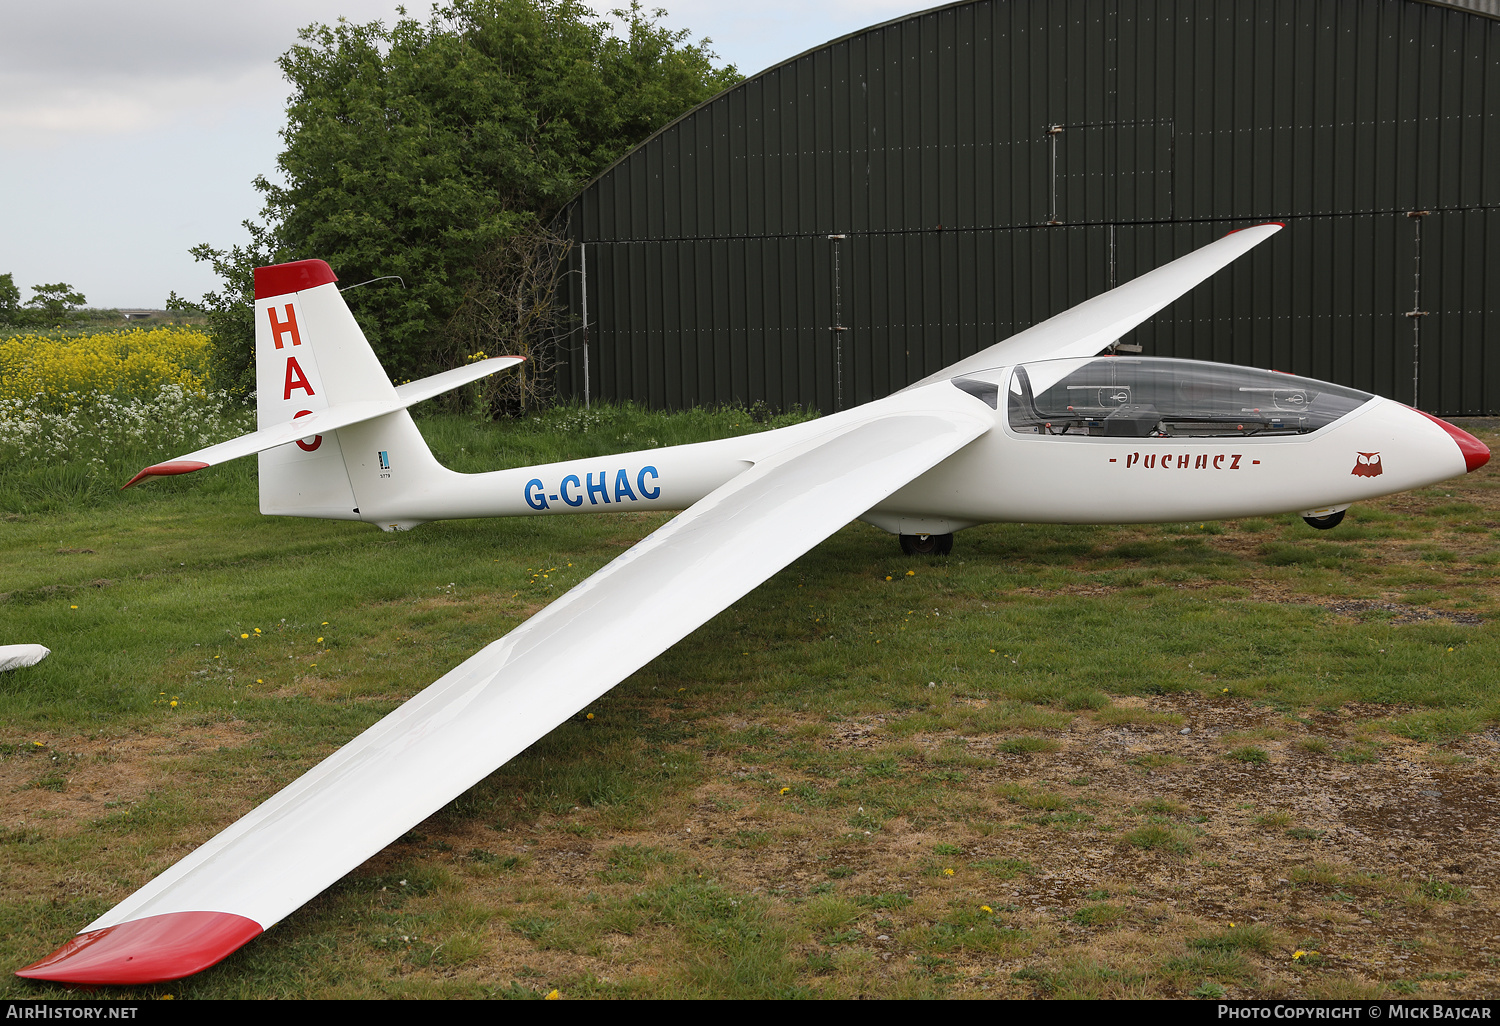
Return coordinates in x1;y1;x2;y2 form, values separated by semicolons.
253;260;338;301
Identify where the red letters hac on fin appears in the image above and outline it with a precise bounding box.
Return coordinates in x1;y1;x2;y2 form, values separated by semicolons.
267;304;302;349
283;357;316;400
253;260;337;301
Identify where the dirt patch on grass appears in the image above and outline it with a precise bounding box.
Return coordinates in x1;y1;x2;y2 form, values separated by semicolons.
1;721;260;836
1018;584;1490;633
302;693;1500;1000
1316;600;1484;625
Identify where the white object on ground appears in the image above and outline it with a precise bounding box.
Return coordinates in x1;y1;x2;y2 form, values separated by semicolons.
0;645;50;672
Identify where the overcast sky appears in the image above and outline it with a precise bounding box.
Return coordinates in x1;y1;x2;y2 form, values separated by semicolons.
0;0;925;310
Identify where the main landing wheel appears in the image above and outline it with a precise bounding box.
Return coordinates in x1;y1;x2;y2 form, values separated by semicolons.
900;533;954;556
1302;510;1346;530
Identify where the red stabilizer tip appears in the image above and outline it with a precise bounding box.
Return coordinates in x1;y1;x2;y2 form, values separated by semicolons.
122;460;210;490
1411;408;1491;474
16;911;263;985
253;259;338;300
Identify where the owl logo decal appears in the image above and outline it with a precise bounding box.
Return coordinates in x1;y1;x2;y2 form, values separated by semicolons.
1352;452;1383;477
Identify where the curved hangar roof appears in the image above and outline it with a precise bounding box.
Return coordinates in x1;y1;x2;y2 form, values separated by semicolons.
557;0;1500;417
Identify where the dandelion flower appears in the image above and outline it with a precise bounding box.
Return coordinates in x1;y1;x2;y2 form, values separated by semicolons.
906;570;915;576
943;868;954;876
779;787;790;795
322;622;328;626
981;905;992;913
545;990;560;1000
241;633;249;639
317;637;324;643
253;628;261;634
256;679;263;684
70;605;77;610
586;713;593;720
169;700;177;708
885;576;892;581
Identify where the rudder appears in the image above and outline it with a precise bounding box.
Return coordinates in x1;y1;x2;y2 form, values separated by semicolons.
253;261;393;520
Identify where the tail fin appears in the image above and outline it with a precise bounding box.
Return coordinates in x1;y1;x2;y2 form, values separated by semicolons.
254;260;381;520
125;259;522;529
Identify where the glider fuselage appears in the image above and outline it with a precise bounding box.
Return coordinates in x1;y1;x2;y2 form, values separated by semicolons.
343;365;1476;536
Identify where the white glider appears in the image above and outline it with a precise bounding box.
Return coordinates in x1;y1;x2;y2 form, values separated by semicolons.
19;224;1488;984
0;645;50;673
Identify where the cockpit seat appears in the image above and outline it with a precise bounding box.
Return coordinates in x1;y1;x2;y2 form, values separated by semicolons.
1102;403;1161;437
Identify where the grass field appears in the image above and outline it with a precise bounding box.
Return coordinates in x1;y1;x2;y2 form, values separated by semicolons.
2;407;1499;999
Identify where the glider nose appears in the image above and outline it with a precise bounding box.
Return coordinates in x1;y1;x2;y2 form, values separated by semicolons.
1410;408;1491;473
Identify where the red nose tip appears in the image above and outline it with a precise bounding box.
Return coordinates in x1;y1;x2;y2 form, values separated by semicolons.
1411;409;1490;473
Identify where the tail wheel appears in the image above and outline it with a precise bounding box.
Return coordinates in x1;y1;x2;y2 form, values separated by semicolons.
900;533;953;556
1303;510;1346;530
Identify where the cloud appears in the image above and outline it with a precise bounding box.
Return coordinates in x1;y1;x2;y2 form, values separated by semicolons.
580;0;931;77
0;68;284;137
1;1;930;143
0;0;406;142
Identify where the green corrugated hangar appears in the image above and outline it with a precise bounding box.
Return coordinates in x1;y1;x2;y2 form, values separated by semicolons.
554;0;1500;417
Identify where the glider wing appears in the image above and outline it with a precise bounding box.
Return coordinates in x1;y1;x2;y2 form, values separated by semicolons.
20;386;991;985
905;222;1283;389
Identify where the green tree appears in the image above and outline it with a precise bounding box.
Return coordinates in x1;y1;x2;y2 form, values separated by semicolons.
0;273;22;327
165;290;205;315
25;283;87;325
197;0;737;400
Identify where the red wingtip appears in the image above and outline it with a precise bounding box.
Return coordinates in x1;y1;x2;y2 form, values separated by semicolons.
253;259;338;301
122;461;210;490
1411;408;1491;473
16;912;263;985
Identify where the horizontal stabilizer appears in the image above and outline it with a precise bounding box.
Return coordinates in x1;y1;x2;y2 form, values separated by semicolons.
395;356;524;406
122;357;523;489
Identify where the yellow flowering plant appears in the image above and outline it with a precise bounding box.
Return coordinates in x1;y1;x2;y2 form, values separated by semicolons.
1;326;212;411
0;326;253;480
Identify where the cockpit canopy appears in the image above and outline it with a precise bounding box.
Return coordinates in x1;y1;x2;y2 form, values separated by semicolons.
1006;357;1373;438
